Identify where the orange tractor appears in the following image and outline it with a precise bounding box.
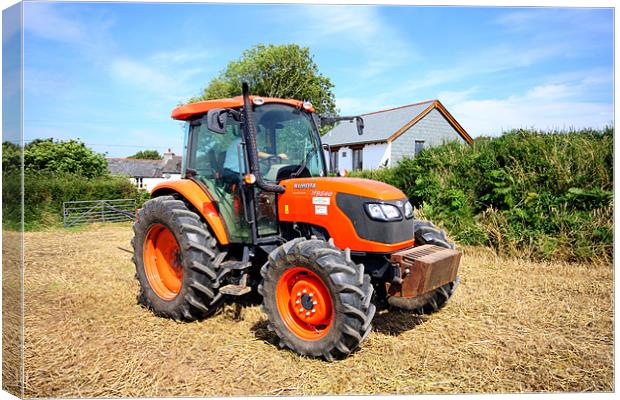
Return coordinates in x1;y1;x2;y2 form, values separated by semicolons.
133;83;461;360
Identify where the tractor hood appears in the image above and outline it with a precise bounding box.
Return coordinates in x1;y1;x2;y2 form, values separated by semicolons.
280;177;406;201
278;177;413;253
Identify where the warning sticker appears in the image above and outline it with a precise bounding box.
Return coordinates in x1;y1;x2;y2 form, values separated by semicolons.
312;196;331;205
284;204;289;215
314;205;328;215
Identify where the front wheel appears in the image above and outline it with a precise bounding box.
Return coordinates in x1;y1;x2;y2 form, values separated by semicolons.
259;238;376;361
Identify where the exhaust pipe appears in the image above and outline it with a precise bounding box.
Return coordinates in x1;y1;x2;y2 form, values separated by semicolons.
241;83;286;194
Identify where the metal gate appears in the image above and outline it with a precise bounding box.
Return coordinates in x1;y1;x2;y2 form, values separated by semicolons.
62;199;136;227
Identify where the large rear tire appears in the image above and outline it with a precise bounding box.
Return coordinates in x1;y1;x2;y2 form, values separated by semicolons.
132;195;226;321
259;238;376;361
389;220;460;314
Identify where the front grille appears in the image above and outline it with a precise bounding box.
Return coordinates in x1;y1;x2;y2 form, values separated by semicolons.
336;193;413;244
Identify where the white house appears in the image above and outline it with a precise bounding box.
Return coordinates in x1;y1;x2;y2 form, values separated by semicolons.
107;149;182;192
322;100;472;174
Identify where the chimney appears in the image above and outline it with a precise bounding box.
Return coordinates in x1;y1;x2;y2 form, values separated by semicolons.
163;148;174;163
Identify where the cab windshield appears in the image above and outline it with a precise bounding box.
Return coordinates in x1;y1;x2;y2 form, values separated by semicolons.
252;103;325;180
188;103;325;181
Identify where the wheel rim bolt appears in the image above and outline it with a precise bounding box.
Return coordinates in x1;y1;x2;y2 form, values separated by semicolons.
309;293;313;297
299;308;304;312
312;309;316;313
297;292;301;297
295;300;300;304
313;301;318;305
302;289;307;294
305;312;310;316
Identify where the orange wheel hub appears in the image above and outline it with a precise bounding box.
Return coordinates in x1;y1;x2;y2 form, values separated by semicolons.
275;267;333;340
143;224;183;300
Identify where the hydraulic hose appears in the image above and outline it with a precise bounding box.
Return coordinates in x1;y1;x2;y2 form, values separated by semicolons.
241;83;286;194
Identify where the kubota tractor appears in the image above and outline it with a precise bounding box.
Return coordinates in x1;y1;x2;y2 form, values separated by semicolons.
133;83;461;360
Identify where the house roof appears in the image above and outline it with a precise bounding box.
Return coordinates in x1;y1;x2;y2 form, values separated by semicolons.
322;100;473;147
107;156;183;178
162;155;182;173
107;159;162;178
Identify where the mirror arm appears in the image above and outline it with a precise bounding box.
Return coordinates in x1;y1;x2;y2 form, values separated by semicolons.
320;115;365;135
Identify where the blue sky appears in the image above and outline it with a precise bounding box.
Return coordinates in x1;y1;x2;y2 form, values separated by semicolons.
12;2;615;157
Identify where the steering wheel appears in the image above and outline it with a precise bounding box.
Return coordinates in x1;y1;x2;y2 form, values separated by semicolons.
259;155;283;170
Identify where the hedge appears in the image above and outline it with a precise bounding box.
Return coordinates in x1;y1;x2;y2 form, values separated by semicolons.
2;171;149;230
350;128;613;262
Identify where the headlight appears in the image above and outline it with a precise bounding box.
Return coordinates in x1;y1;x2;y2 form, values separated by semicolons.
364;203;402;221
404;201;414;219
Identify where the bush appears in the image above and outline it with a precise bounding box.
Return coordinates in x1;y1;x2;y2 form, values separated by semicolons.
2;171;149;230
21;138;108;178
350;128;613;262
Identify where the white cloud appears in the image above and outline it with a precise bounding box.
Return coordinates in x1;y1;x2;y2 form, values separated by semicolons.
494;8;612;36
150;50;210;65
109;57;206;105
436;87;479;105
283;5;415;79
403;42;570;93
24;3;86;44
336;96;393;115
525;84;574;101
110;58;177;91
23;3;212;106
442;80;613;137
24;2;114;55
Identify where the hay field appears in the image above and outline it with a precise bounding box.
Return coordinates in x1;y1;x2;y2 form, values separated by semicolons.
20;223;613;397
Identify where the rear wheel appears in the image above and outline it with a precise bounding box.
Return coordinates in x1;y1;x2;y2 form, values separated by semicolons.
259;238;376;361
389;220;460;314
143;223;183;300
132;195;226;321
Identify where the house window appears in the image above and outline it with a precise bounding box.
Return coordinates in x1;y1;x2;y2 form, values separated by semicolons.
330;150;339;172
415;140;425;156
352;148;363;171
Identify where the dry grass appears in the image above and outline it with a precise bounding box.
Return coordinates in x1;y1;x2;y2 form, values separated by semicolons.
3;230;24;397
19;223;613;397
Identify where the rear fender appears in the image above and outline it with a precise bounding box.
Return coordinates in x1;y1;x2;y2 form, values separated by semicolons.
150;180;230;245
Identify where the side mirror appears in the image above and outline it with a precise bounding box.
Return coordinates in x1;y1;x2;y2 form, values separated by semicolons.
355;116;364;136
318;115;364;135
321;143;332;173
206;108;229;134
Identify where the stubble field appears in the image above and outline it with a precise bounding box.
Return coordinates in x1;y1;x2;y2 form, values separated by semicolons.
15;223;613;397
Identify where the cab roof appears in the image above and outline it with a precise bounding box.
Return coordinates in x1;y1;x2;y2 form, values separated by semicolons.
171;96;315;120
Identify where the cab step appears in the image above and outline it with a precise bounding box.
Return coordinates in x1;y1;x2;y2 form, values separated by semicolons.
220;260;252;270
219;284;252;296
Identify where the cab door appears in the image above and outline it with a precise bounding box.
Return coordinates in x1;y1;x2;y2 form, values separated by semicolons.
186;116;251;243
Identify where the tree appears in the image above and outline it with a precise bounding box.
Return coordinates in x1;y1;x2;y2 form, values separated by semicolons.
128;150;162;160
22;138;108;178
189;44;337;115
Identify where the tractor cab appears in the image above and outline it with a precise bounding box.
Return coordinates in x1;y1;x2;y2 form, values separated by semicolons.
172;87;362;246
180;98;327;243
